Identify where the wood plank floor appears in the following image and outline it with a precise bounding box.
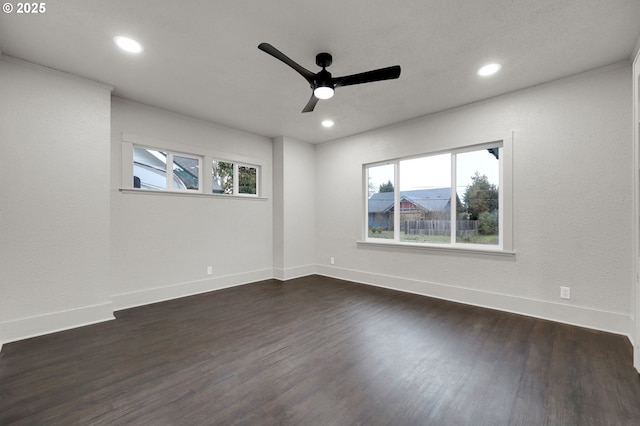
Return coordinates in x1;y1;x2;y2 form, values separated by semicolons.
1;275;639;425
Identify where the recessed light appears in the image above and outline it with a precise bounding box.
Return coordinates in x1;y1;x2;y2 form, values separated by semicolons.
477;63;501;77
114;36;143;54
321;120;334;128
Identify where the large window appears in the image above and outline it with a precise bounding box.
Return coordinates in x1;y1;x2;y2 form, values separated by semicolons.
365;139;511;251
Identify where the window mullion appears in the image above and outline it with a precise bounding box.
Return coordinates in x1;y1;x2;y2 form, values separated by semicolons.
499;146;505;249
254;166;260;196
203;156;212;194
197;157;202;193
451;153;457;245
166;152;173;190
364;166;369;239
394;161;400;242
233;164;239;195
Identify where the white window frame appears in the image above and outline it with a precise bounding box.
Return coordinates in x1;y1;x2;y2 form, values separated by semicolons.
211;159;235;195
211;159;260;197
236;163;260;197
129;144;203;193
361;134;514;256
166;150;202;192
120;134;266;200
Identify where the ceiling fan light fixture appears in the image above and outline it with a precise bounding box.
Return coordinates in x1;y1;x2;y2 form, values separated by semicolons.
314;85;334;100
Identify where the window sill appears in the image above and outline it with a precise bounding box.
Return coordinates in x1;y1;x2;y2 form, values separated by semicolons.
356;239;516;257
119;188;268;201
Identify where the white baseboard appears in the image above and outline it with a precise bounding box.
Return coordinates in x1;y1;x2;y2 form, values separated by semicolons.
273;264;316;281
0;302;115;346
112;268;274;311
1;265;631;352
316;264;633;338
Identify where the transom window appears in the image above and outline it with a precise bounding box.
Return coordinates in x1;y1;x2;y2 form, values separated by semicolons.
134;146;201;191
123;136;262;198
212;160;258;196
365;139;511;252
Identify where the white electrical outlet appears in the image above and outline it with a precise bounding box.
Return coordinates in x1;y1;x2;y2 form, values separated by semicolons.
560;286;570;299
207;266;213;275
330;257;335;265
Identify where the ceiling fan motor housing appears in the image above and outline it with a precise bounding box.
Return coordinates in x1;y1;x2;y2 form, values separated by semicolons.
313;69;333;90
316;52;332;68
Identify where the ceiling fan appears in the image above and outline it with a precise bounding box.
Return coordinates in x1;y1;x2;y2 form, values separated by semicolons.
258;43;401;113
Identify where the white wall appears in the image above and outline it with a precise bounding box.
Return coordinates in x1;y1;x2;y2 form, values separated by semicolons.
315;63;634;336
0;57;113;343
272;137;316;279
110;98;273;309
632;43;640;371
0;55;634;349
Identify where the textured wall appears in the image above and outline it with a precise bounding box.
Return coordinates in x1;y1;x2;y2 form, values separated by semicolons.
110;98;273;309
272;137;316;279
314;64;633;334
0;58;113;341
632;46;640;370
0;58;634;346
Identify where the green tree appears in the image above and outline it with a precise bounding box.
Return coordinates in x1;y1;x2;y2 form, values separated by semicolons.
463;172;498;234
238;166;257;194
213;161;234;194
212;162;257;194
378;180;394;193
478;210;498;235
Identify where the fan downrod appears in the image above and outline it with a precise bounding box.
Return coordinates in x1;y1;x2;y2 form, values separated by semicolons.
316;52;332;68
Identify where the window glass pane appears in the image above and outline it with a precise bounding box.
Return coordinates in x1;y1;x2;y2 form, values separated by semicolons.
367;164;395;239
399;154;451;243
238;166;257;195
172;155;199;190
133;147;168;190
456;148;499;245
212;160;233;194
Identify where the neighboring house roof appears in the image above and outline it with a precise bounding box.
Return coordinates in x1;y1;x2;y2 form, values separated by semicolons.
368;191;395;213
368;188;452;213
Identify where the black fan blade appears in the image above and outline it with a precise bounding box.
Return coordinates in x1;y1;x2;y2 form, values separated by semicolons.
302;93;319;113
258;43;315;83
333;65;401;88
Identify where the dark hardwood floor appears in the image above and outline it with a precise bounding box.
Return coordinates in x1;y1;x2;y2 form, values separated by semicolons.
1;275;639;425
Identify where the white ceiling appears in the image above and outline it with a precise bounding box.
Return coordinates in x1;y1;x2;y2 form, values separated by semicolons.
2;0;639;143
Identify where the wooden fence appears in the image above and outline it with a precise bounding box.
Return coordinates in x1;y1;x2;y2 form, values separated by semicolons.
402;220;478;237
